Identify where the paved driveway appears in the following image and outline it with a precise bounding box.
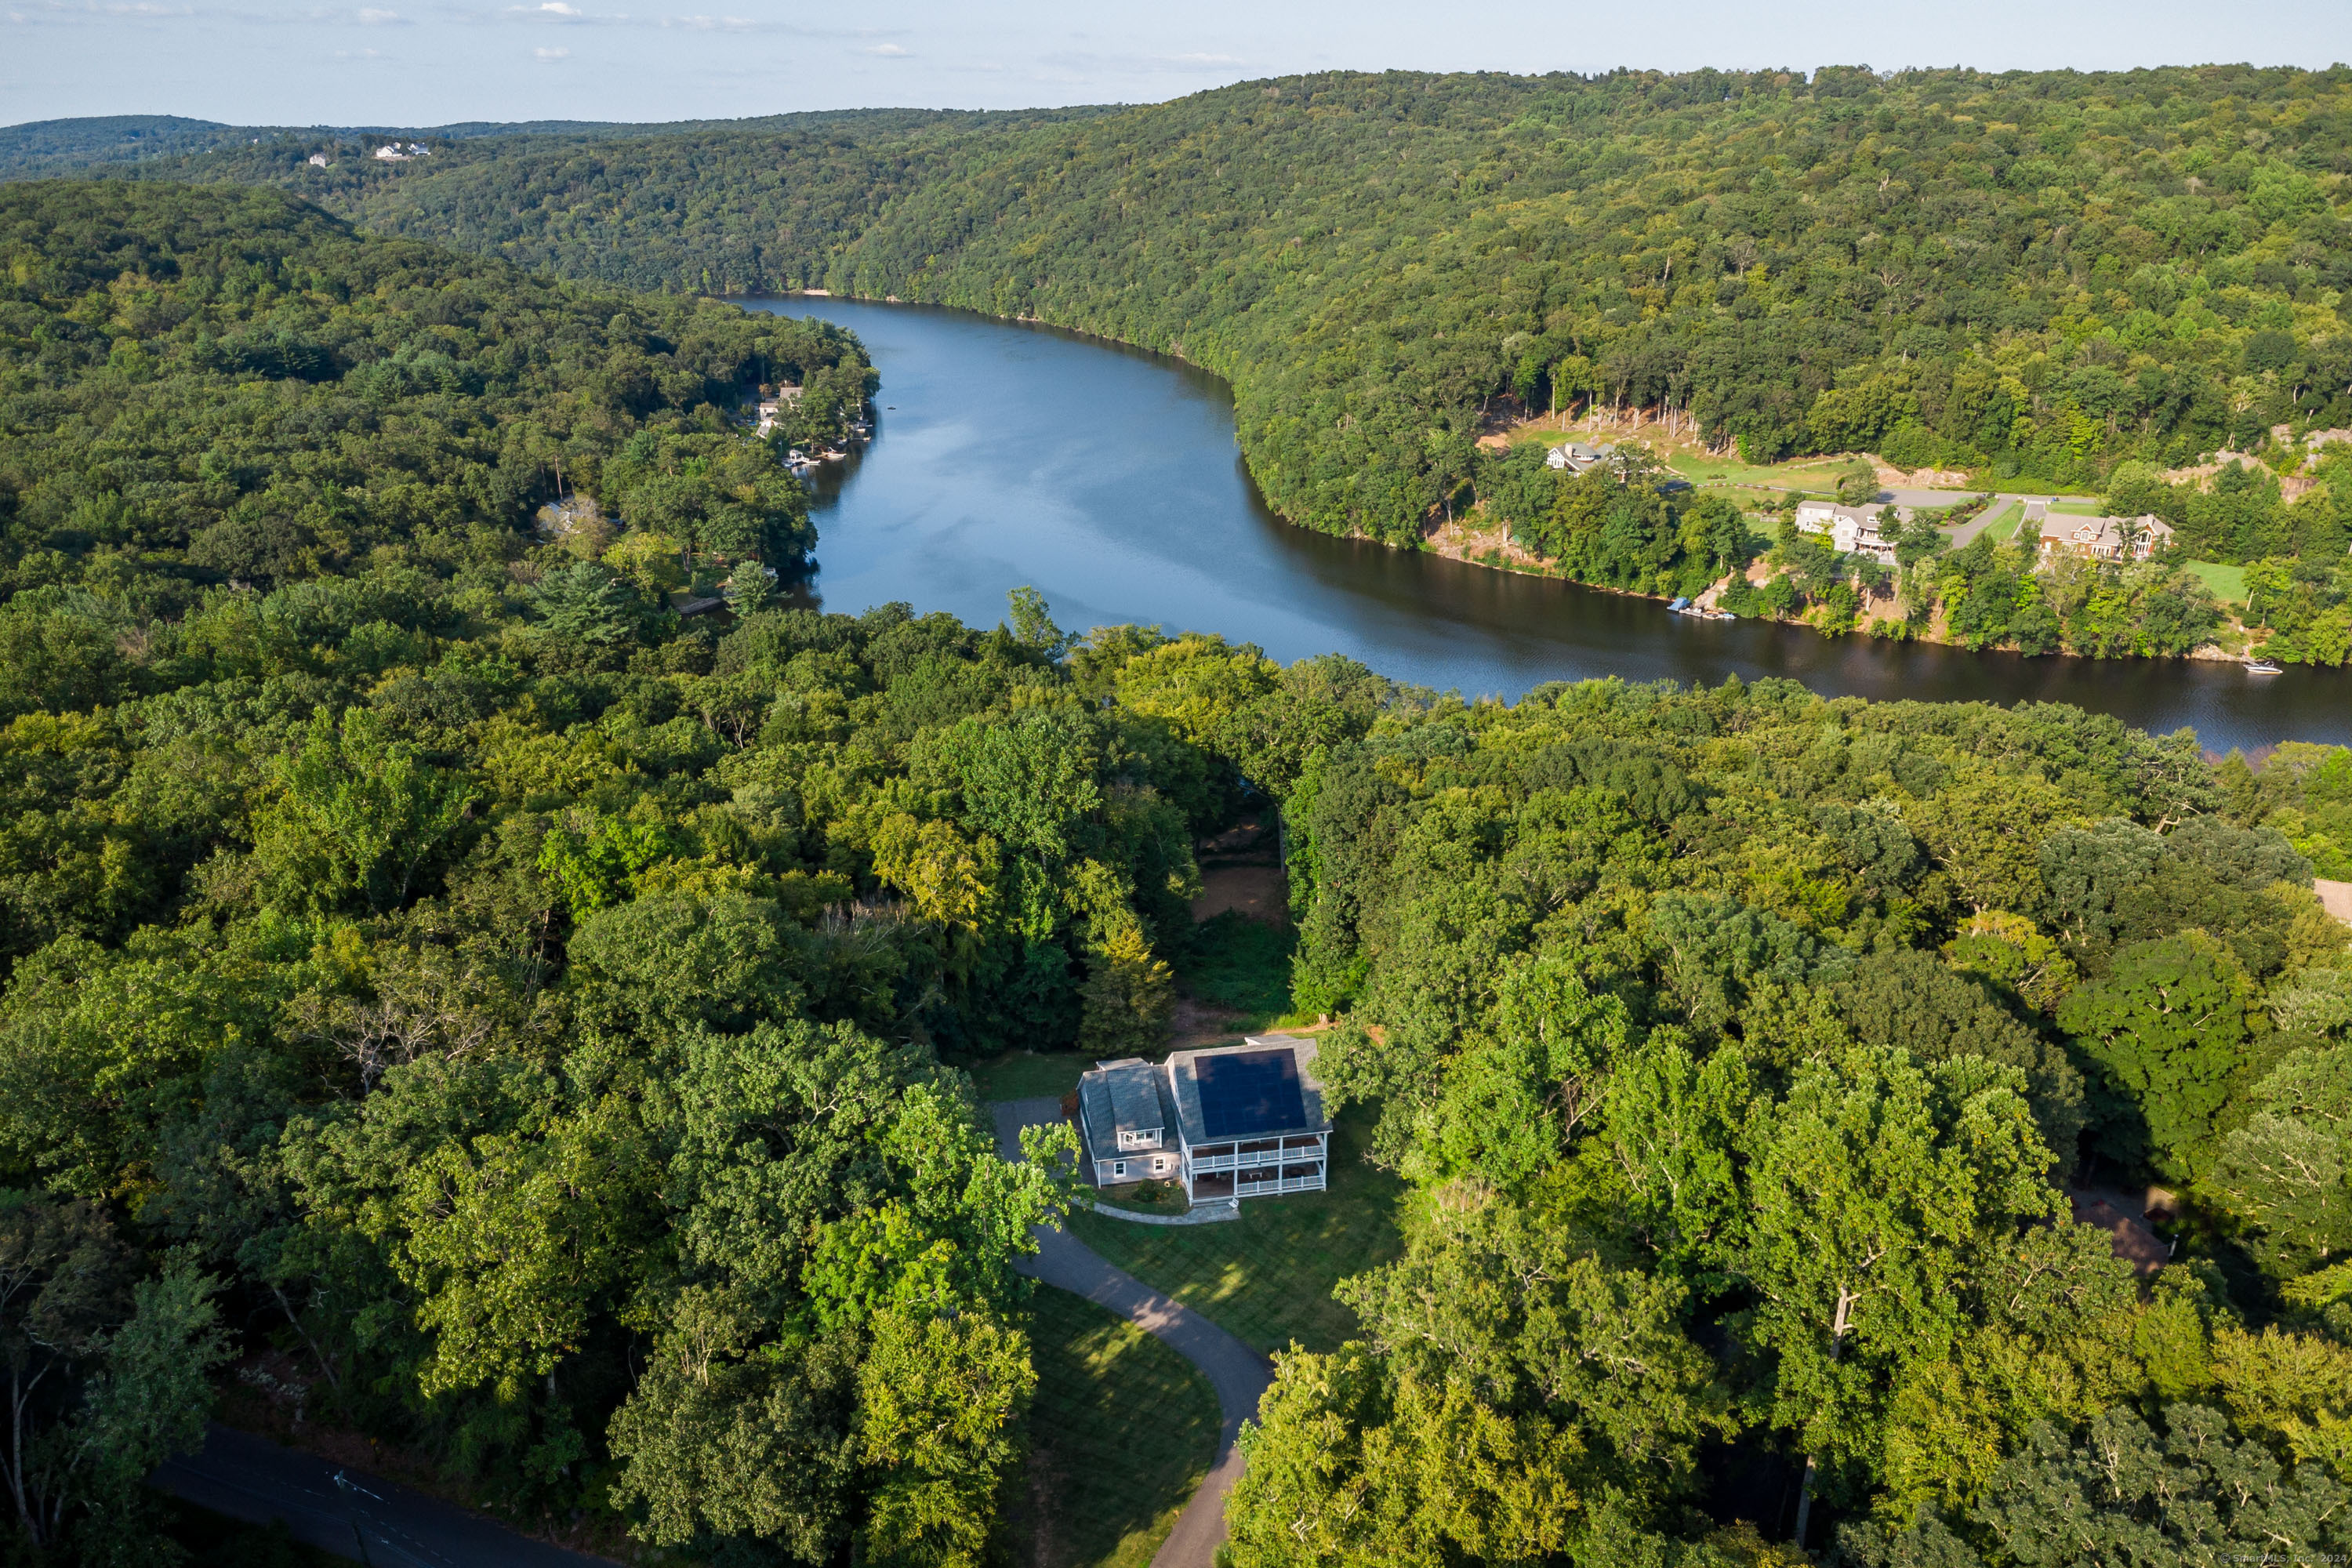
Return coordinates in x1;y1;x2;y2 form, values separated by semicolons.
993;1098;1272;1568
157;1107;1268;1568
154;1424;609;1566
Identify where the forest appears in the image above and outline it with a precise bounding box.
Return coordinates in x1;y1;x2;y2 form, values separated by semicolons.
2;114;2351;1568
26;67;2351;554
25;65;2350;662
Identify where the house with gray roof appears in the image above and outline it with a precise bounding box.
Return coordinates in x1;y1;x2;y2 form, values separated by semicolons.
1076;1036;1332;1201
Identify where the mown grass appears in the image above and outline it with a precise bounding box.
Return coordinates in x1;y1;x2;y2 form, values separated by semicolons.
1980;501;2027;541
1000;1289;1220;1568
1068;1109;1410;1355
2183;559;2249;606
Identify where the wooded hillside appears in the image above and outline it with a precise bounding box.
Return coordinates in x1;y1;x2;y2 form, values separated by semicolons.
41;67;2352;554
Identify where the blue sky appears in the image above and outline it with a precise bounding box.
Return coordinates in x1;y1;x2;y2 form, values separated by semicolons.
6;0;2350;129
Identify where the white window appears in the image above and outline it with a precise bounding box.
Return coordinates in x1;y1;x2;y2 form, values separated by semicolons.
1112;1161;1127;1178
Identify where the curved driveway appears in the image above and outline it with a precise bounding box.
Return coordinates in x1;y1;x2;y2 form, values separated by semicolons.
993;1098;1272;1568
156;1104;1261;1568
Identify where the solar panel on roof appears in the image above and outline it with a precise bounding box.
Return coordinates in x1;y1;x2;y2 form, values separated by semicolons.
1195;1050;1305;1139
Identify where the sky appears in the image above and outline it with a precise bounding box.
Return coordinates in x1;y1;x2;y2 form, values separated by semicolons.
5;0;2351;129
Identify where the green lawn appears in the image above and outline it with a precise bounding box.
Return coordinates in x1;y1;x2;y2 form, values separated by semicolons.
1002;1289;1220;1568
1980;502;2025;542
2045;499;2105;516
2183;560;2249;606
1668;449;1853;492
964;1051;1092;1103
1068;1109;1410;1355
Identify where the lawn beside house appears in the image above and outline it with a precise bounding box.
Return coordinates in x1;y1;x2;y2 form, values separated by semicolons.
1980;501;2027;541
2183;559;2249;607
1001;1290;1219;1568
1066;1109;1410;1355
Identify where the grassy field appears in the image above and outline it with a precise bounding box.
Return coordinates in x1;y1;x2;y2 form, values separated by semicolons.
1069;1109;1410;1355
2183;560;2249;605
1001;1289;1220;1568
1668;449;1854;492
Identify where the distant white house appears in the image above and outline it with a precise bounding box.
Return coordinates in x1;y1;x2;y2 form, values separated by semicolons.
307;153;329;168
1547;441;1615;474
2037;511;2174;564
1794;500;1900;564
1077;1036;1332;1203
372;142;430;162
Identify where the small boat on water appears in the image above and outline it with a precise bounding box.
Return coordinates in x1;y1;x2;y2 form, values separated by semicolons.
2245;660;2284;675
1669;599;1737;621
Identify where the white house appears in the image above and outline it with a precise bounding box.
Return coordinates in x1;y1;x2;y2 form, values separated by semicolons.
307;153;329;168
1076;1036;1332;1203
1547;441;1615;474
1794;500;1900;563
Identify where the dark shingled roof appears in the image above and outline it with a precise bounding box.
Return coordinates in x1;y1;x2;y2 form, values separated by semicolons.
1076;1058;1172;1164
1167;1036;1328;1146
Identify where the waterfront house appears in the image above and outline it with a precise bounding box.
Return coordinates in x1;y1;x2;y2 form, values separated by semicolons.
1793;501;1899;564
1076;1036;1332;1202
1546;441;1615;474
2036;512;2174;564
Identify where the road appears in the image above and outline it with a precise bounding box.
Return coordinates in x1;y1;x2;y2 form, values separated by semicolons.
157;1106;1264;1568
153;1424;609;1566
992;1098;1272;1568
1876;488;2101;550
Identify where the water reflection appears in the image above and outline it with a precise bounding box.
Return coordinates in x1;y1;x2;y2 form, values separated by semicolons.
746;297;2347;754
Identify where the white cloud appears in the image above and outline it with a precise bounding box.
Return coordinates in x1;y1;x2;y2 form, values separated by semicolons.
533;42;566;57
862;41;908;56
356;6;397;21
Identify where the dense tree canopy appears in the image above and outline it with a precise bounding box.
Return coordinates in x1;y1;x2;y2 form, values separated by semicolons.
1222;673;2352;1565
4;101;2352;1568
39;67;2352;551
0;180;870;615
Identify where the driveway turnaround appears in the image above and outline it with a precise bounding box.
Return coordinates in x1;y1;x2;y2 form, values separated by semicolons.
154;1424;608;1566
992;1098;1273;1568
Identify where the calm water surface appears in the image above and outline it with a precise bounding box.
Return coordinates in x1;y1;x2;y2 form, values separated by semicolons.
748;298;2347;754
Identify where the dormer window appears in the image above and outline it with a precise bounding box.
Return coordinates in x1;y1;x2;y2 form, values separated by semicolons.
1116;1127;1160;1150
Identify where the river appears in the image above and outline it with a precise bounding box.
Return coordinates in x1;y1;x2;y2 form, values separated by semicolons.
745;297;2348;755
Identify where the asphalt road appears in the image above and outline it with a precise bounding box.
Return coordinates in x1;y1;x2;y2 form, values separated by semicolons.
992;1098;1272;1568
154;1425;609;1566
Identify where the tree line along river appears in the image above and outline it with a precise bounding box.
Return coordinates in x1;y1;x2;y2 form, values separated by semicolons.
747;297;2349;757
